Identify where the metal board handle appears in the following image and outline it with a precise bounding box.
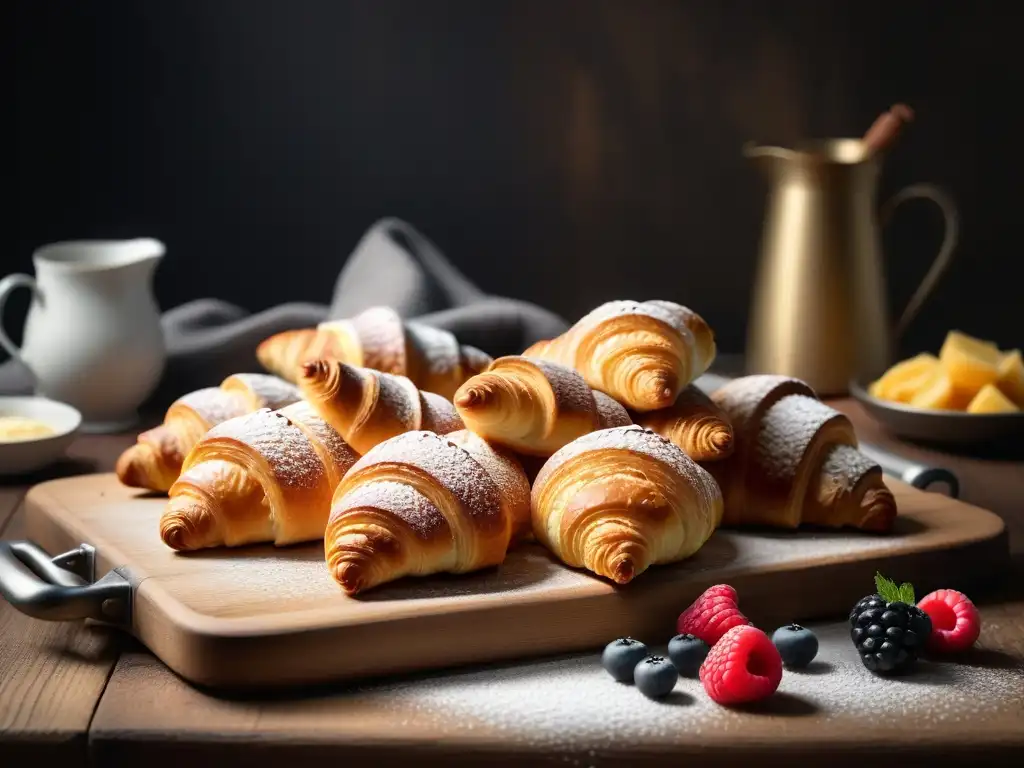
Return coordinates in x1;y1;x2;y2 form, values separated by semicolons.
0;541;131;626
859;443;960;498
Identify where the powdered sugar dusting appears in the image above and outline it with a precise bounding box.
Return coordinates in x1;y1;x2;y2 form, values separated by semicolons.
407;322;460;378
224;373;302;411
375;370;420;431
754;395;855;483
448;430;531;532
820;444;879;493
534;425;712;499
206;407;323;490
283;400;360;479
353;306;407;374
420;392;464;435
348;431;502;528
340;621;1024;754
592;391;631;428
712;375;816;433
335;480;444;540
173;387;250;427
460;345;493;377
511;357;595;418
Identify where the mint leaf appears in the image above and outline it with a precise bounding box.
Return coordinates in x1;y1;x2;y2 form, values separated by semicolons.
874;572;902;603
898;582;916;604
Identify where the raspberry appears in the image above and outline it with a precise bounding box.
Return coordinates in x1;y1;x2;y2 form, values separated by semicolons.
917;589;982;653
699;625;782;705
677;584;752;646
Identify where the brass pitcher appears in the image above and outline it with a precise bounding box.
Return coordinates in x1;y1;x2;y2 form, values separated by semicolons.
743;138;958;395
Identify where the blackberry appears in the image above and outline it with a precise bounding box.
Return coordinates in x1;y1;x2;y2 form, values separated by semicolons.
850;573;932;675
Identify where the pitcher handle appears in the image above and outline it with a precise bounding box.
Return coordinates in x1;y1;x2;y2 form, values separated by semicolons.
0;273;38;367
881;183;959;342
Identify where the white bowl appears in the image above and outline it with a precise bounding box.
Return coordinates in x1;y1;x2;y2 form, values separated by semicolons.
0;397;82;476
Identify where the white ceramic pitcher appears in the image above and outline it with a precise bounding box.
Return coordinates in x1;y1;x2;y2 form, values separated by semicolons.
0;239;167;432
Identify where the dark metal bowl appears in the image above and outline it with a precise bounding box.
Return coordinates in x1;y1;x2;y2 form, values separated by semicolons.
849;378;1024;448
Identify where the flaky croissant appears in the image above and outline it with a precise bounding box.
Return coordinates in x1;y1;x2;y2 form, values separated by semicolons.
635;385;734;462
256;305;492;399
453;356;631;456
116;373;301;493
325;430;531;595
298;359;463;455
161;401;359;551
531;424;723;585
523;300;716;412
706;375;896;532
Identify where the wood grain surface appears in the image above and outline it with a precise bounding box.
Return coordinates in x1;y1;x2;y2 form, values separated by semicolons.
22;471;1008;690
88;597;1024;768
0;434;132;765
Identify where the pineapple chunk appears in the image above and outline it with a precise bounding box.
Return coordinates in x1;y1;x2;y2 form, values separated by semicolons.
869;353;940;403
939;330;1002;394
996;349;1024;407
909;370;964;410
966;383;1020;414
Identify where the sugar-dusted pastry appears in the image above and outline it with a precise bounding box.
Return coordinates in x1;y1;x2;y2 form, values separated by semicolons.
325;430;531;595
523;300;716;412
635;385;734;462
256;305;492;399
299;359;463;455
161;401;359;551
707;374;896;532
531;425;723;585
453;355;631;456
116;373;301;493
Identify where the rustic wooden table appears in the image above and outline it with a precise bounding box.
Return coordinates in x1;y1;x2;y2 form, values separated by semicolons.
1;402;1023;767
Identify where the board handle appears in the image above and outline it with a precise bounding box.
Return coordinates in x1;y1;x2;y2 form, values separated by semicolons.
0;541;131;627
859;443;960;498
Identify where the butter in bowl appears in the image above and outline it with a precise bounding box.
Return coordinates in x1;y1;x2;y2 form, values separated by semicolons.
0;397;82;477
851;330;1024;448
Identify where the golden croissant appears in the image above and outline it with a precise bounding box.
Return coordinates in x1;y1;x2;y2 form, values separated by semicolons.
256;305;492;399
298;359;463;455
161;401;359;551
325;429;531;595
523;299;716;412
453;355;631;456
116;373;301;493
706;374;897;532
531;424;723;585
635;385;734;462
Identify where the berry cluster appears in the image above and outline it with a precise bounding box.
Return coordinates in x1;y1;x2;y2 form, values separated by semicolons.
601;584;818;705
851;573;982;674
601;575;983;705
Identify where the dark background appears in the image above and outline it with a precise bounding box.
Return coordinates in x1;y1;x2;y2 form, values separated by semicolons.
5;0;1021;359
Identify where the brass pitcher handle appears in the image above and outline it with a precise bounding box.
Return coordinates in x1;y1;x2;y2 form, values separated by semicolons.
880;183;959;342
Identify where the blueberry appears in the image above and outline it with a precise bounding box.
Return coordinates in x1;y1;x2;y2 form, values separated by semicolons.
633;656;677;699
771;623;819;669
667;633;709;677
601;637;649;682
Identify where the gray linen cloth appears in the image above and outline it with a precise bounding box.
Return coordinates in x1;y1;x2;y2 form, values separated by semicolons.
0;218;569;411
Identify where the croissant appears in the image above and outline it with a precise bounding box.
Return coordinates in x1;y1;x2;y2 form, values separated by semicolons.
635;385;734;462
453;356;631;456
706;374;897;532
298;359;464;455
116;373;301;493
256;305;492;399
531;424;723;585
325;429;531;595
523;300;716;412
161;401;359;551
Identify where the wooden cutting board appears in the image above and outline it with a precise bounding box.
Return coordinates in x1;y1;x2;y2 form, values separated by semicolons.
21;472;1007;691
